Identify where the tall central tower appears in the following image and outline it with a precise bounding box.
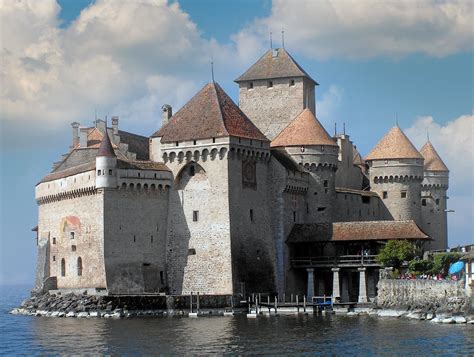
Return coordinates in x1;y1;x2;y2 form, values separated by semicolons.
235;48;318;140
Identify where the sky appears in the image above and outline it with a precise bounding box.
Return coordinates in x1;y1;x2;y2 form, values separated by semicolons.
0;0;473;286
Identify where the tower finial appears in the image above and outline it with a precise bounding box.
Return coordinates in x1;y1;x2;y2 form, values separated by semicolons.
270;32;273;49
281;29;285;48
343;122;346;135
396;113;399;127
334;122;337;136
427;128;430;142
211;61;215;83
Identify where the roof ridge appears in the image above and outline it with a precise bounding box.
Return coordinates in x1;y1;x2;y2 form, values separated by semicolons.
212;82;230;137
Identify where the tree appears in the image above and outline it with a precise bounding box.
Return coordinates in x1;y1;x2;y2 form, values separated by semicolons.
428;252;462;276
376;240;419;269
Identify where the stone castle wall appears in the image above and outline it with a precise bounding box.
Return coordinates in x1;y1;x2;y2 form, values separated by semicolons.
420;185;448;251
334;190;392;222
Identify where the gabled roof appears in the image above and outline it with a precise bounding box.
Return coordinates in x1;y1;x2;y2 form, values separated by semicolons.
235;48;317;84
365;126;423;161
97;130;116;157
420;141;449;172
287;220;430;243
353;148;364;166
271;108;337;147
152;82;268;142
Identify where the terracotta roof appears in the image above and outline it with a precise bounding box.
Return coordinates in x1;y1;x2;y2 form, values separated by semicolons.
271;108;337;147
152;82;268;142
39;162;96;184
420;141;449;172
287;220;430;243
97;130;116;157
117;160;170;171
365;126;423;161
235;48;317;84
271;149;306;172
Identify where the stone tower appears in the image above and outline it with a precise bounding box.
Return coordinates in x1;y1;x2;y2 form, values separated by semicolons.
271;108;339;223
419;141;449;250
235;48;318;141
365;127;424;223
95;129;117;189
150;82;275;295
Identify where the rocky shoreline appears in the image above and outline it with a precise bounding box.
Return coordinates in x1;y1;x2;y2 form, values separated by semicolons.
10;291;474;324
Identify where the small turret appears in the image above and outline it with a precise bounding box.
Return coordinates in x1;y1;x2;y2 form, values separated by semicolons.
419;140;449;250
366;126;424;222
96;129;117;189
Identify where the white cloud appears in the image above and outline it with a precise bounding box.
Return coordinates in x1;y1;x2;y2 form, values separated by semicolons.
236;0;473;59
316;85;343;126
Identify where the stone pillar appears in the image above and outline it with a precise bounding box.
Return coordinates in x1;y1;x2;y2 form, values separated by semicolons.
306;268;314;300
332;268;340;301
358;267;368;303
341;273;350;302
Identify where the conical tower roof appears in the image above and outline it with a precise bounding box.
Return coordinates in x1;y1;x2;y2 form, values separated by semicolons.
152;82;268;142
365;126;423;161
271;108;337;147
420;141;448;171
235;48;317;84
97;129;116;157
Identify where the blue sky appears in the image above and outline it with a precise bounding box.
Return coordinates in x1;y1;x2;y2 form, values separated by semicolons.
1;0;472;285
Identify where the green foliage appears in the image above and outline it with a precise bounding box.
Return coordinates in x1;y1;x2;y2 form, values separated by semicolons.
428;252;462;276
408;258;434;274
376;240;419;268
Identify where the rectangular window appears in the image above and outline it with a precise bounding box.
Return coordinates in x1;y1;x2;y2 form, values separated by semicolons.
248;82;253;89
175;141;179;146
401;191;407;198
212;137;216;143
52;237;56;244
151;235;153;243
323;180;328;187
383;191;388;199
362;196;371;204
108;169;112;175
70;232;75;240
52;256;56;262
306;203;309;214
188;248;196;255
71;245;76;252
293;211;297;222
193;140;197;145
160;271;164;285
133;235;136;242
250;209;254;222
435;199;440;205
193;211;199;222
267;80;273;88
289;79;295;87
97;170;101;175
422;199;427;206
317;207;326;212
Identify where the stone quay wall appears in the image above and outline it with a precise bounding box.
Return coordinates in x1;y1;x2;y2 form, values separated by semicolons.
377;279;470;314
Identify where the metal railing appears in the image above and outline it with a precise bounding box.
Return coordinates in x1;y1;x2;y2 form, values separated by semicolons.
291;254;379;268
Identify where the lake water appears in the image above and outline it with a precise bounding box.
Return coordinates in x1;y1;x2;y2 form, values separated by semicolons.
1;285;473;355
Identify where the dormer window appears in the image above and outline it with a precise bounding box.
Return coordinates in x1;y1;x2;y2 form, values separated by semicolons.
272;48;278;57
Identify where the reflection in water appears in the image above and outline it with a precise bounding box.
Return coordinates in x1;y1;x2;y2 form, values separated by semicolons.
24;315;474;355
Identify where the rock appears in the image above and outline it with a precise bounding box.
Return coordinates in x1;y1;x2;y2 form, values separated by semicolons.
453;316;466;324
66;311;76;318
467;319;474;324
103;313;112;319
347;311;358;316
51;311;60;317
426;313;434;320
58;312;65;317
89;311;100;318
10;308;20;315
441;317;454;324
77;312;89;318
377;309;404;318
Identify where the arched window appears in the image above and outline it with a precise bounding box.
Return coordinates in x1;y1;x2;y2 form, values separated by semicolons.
61;258;66;277
77;257;83;276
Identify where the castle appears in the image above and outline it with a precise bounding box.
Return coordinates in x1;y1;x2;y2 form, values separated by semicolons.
34;48;449;302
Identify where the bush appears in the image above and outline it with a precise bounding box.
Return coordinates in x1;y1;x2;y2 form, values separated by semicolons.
408;258;434;274
428;252;462;276
376;240;420;269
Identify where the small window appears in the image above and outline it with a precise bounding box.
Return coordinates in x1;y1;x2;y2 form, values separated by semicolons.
138;172;141;178
189;165;195;176
97;170;101;175
160;271;164;284
272;48;278;57
267;80;273;88
193;140;197;145
321;146;325;152
212;137;216;143
293;211;297;222
52;237;56;245
422;199;427;206
383;191;388;199
384;160;388;165
323;180;328;188
401;191;407;198
362;196;371;204
143;263;151;267
71;245;76;252
435;199;440;205
70;232;75;240
306;203;309;214
188;248;196;255
175;141;179;146
77;257;82;276
344;195;347;200
151;235;153;243
193;211;199;222
317;207;326;212
289;79;295;87
52;255;56;262
250;209;254;222
248;82;253;89
61;259;66;277
133;235;136;242
325;189;328;194
108;169;112;175
154;173;157;179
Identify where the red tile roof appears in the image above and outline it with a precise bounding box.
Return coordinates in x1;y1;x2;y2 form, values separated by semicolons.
420;141;449;172
235;48;317;84
287;220;430;243
365;126;423;161
152;82;268;142
97;130;116;157
271;108;337;147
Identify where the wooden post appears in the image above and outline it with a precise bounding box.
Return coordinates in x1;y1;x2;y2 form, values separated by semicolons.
196;292;200;313
274;296;278;314
303;295;306;313
190;292;193;313
291;294;293;303
296;295;299;312
283;293;285;303
248;297;251;313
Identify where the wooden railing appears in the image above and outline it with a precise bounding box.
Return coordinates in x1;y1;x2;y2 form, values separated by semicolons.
291;255;379;268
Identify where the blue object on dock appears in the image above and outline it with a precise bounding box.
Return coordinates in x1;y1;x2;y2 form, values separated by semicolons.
448;261;464;274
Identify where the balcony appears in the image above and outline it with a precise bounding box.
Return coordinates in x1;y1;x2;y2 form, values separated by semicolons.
290;255;379;268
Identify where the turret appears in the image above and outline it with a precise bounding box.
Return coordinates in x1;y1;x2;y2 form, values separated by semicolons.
95;129;117;189
365;126;424;222
271;108;338;222
419;141;449;250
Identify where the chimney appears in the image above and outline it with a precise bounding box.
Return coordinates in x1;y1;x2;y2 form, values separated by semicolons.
79;128;88;147
71;122;80;149
162;104;172;126
112;116;119;135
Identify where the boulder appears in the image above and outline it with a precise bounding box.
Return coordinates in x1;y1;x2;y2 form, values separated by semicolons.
453;316;466;324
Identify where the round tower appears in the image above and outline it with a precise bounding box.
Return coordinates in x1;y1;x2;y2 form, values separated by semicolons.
96;128;117;189
365;126;424;223
419;140;449;250
271;108;338;223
